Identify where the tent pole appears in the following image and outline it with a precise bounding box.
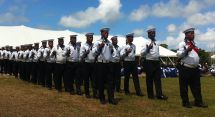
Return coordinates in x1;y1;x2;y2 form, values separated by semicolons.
160;58;165;64
168;57;175;66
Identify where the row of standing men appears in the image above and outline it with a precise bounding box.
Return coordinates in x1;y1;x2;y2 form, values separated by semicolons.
0;27;168;105
1;27;207;108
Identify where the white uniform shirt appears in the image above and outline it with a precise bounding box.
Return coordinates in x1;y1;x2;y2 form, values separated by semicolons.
44;47;55;63
92;38;113;62
23;50;30;62
30;49;38;62
51;45;66;64
120;43;136;61
2;50;9;59
65;43;80;62
111;45;121;63
28;49;34;62
140;40;160;61
1;50;6;59
10;51;18;61
37;47;46;61
7;51;12;60
0;50;3;60
18;50;24;62
177;41;199;66
80;42;94;63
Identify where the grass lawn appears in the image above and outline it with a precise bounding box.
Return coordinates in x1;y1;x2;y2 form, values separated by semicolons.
0;74;214;117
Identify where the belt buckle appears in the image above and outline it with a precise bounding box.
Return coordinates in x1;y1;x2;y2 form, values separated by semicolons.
183;63;196;68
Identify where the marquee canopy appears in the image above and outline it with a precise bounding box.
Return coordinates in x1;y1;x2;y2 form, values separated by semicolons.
0;25;176;57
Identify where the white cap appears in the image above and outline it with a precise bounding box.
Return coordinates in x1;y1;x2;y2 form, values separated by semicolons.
126;33;134;37
147;27;156;33
183;28;195;33
100;27;110;32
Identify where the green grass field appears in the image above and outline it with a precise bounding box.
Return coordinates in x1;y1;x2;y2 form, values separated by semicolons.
0;75;215;117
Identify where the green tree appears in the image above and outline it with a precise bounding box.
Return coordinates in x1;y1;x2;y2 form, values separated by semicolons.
160;44;168;49
198;48;210;64
171;49;177;53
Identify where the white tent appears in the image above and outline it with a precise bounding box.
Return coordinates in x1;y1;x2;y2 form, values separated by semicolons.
0;25;176;57
159;46;177;57
211;55;215;59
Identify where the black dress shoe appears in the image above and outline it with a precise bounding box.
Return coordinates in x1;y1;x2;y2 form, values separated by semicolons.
65;89;69;92
100;100;106;105
194;103;208;108
70;91;75;95
148;96;155;99
137;92;144;97
109;99;118;105
93;94;98;99
58;89;62;93
157;95;168;100
116;89;120;92
93;91;98;99
116;89;123;93
86;95;91;99
76;91;82;95
182;102;192;108
125;91;131;95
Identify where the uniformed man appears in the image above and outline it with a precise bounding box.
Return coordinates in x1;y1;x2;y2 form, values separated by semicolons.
140;28;168;100
0;48;3;74
92;28;117;105
7;46;13;75
37;40;47;86
76;41;84;93
4;45;10;74
177;28;208;108
27;44;34;82
120;33;143;96
31;43;39;84
110;36;122;93
23;44;32;81
11;46;19;78
18;45;24;80
1;47;4;73
51;37;66;92
9;47;15;76
1;47;5;74
80;33;98;98
21;45;27;80
16;46;20;77
44;39;55;89
64;35;82;95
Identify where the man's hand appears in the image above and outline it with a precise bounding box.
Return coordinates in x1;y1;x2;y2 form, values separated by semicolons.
147;43;153;50
83;49;90;59
111;49;114;54
26;53;29;59
99;42;105;49
52;51;56;56
86;49;90;55
126;48;132;55
187;45;193;52
47;50;50;56
31;52;35;58
146;44;153;53
66;49;70;56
